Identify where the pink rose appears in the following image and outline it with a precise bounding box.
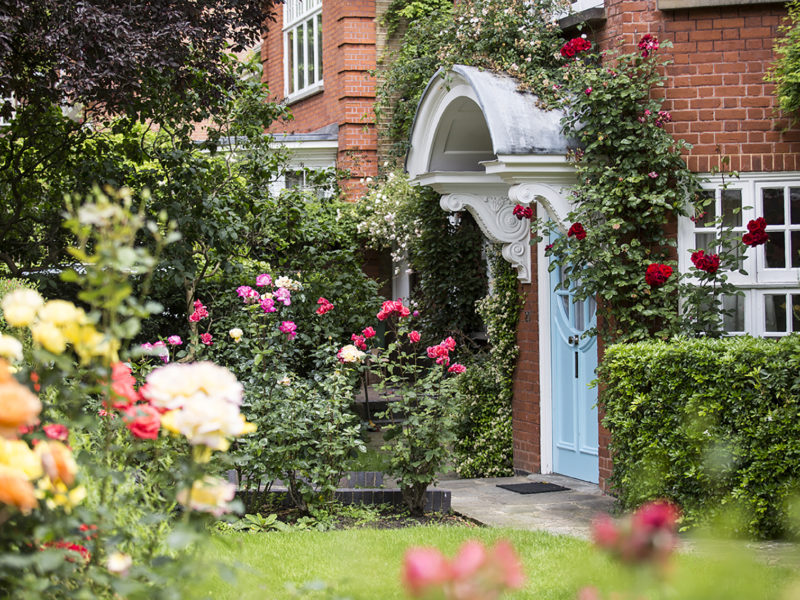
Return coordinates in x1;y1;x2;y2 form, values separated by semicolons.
256;273;272;287
274;287;291;306
442;337;456;351
316;297;334;315
362;326;376;338
167;335;182;346
351;333;367;351
402;548;451;597
409;331;421;344
123;404;161;440
200;333;213;345
448;363;466;375
110;362;139;409
260;297;276;313
279;321;297;340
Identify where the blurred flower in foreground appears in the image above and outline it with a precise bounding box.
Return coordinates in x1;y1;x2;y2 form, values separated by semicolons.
591;500;680;565
403;539;524;599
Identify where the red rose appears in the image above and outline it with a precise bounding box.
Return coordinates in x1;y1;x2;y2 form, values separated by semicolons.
43;424;69;441
560;37;592;58
409;330;421;344
200;333;213;345
448;363;466;374
362;326;376;338
123;404;161;440
512;204;533;220
690;250;720;274
638;34;659;57
568;223;587;240
645;263;673;287
110;362;138;409
743;217;769;246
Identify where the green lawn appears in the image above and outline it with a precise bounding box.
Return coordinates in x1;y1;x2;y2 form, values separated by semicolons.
185;526;796;600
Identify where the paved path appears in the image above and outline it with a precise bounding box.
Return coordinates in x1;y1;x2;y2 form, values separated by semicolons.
436;473;616;539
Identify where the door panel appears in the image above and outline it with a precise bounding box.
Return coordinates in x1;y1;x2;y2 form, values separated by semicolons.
550;255;599;483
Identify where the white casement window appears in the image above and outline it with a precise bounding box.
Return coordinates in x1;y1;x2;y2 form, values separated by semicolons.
283;0;323;101
678;173;800;337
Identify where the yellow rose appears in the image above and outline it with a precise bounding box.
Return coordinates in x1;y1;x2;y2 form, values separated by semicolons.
1;289;44;328
0;334;23;362
31;321;66;354
37;300;85;327
36;478;85;511
0;439;41;480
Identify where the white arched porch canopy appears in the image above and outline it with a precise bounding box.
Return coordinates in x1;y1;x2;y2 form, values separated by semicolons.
405;65;576;283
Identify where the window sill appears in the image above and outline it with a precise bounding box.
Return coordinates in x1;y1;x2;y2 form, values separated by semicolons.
658;0;781;9
285;82;324;106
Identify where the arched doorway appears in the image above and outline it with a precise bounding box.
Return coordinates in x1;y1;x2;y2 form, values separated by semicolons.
405;65;599;482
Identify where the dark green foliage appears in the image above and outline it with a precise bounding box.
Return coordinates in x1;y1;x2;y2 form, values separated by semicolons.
599;336;800;538
453;249;521;477
768;0;800;121
408;194;488;344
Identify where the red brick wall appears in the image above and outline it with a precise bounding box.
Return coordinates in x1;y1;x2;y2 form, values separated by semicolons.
595;0;800;173
512;268;541;473
261;0;379;200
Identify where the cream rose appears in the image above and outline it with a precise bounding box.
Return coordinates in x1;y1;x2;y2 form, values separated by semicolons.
1;289;44;328
141;362;244;410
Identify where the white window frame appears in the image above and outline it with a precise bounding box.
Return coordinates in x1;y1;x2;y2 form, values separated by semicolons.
678;172;800;337
283;0;323;102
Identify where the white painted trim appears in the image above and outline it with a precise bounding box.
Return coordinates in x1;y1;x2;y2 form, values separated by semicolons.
537;202;553;475
285;80;324;105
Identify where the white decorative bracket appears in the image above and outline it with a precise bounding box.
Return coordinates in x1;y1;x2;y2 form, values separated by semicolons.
507;182;572;234
440;193;531;283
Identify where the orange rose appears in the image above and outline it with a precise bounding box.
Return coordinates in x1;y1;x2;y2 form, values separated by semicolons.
35;441;77;487
0;466;37;514
0;360;42;439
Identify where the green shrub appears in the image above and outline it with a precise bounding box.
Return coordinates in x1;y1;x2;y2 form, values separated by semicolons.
598;336;800;538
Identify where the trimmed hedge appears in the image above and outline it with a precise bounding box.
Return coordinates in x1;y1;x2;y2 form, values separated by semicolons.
598;336;800;538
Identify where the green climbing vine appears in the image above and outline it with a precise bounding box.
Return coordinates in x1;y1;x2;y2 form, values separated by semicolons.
452;248;522;478
768;0;800;121
375;0;567;159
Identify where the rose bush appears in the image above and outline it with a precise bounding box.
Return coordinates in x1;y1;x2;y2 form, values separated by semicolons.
0;190;255;598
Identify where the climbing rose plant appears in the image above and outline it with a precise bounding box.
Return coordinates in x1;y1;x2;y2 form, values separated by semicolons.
538;36;703;342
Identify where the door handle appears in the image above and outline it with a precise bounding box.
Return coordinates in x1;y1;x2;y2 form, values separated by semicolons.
567;335;579;345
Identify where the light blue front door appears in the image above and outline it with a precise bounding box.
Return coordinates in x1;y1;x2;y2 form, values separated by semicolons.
550;257;599;483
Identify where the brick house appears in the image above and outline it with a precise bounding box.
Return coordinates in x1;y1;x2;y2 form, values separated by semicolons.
262;0;800;490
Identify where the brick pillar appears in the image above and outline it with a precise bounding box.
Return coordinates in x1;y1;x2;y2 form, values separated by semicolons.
512;270;542;474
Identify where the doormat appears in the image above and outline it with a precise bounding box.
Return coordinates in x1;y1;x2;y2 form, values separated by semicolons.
496;482;569;494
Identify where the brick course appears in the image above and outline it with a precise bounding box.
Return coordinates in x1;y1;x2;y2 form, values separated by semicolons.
595;0;800;174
